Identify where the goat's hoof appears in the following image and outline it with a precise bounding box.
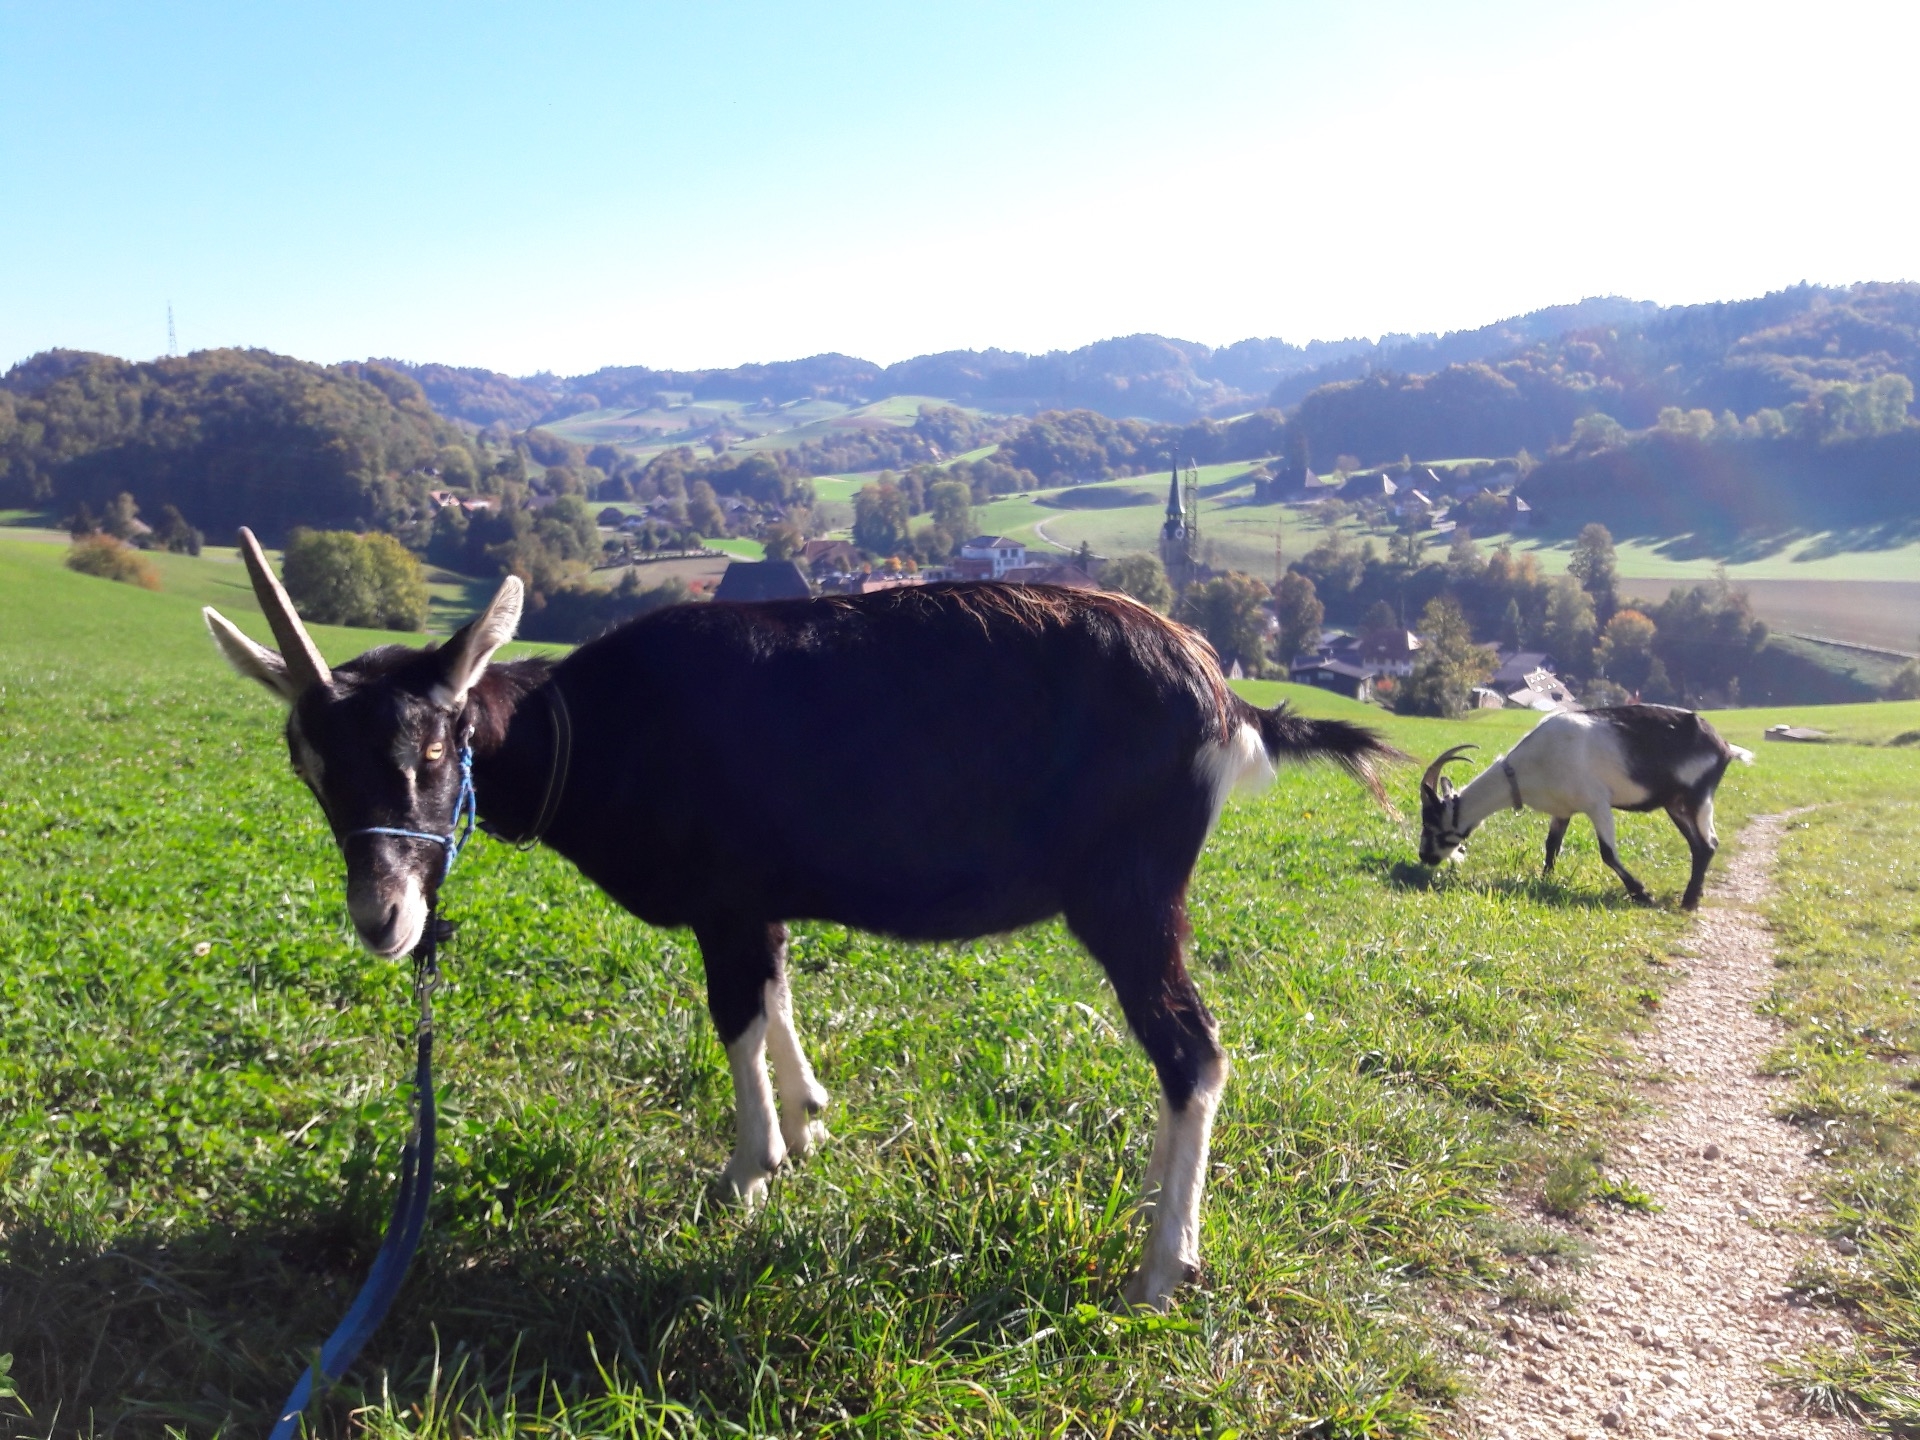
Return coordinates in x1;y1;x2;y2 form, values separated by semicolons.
1120;1259;1199;1312
720;1154;781;1208
782;1117;830;1160
1629;891;1654;907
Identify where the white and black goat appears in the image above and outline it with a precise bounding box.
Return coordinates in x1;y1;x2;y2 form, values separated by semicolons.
204;530;1396;1310
1418;705;1754;910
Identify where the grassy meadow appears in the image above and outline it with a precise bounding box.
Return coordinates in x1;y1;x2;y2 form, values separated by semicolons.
3;544;1919;1436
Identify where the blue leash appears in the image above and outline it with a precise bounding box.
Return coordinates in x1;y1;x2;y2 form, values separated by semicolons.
268;745;474;1438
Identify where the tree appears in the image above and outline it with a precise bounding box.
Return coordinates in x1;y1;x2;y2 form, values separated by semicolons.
1569;413;1627;451
1567;522;1618;619
1396;596;1496;717
1273;570;1324;664
925;479;973;544
151;503;203;554
1650;574;1767;702
1498;597;1525;649
362;533;429;628
1178;572;1272;675
1100;553;1173;613
1446;527;1482;578
1360;598;1398;633
761;522;803;561
102;491;140;540
1888;657;1920;700
1541;574;1598;677
282;529;429;630
1595;608;1658;692
686;480;727;539
1389;513;1426;570
1295;531;1367;599
852;481;912;556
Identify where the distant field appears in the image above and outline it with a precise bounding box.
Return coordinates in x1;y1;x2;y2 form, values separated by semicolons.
541;393;992;465
0;526;493;634
1519;531;1920;583
1613;578;1920;656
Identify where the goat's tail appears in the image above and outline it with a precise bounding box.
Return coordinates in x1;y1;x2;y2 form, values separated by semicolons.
1246;700;1406;806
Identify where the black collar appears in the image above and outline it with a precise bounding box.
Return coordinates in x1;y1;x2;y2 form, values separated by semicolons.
1500;757;1524;812
494;681;573;850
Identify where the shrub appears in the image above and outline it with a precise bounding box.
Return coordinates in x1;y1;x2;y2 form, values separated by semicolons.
281;529;429;630
65;535;160;590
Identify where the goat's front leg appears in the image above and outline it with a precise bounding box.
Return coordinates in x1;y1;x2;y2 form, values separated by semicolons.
761;925;830;1159
1542;815;1570;876
696;919;789;1205
1588;808;1650;904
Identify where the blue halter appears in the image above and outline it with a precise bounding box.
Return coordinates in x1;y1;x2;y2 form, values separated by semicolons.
340;741;478;882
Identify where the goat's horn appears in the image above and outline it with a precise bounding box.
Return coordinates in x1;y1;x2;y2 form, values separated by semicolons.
1420;743;1478;795
236;527;331;691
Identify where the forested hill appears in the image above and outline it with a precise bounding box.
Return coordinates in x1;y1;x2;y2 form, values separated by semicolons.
0;348;472;540
378;285;1920;461
376;295;1655;428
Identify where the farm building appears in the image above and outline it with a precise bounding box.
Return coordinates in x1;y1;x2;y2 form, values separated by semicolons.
1356;627;1423;678
1488;650;1558;690
1291;657;1374;702
713;559;814;602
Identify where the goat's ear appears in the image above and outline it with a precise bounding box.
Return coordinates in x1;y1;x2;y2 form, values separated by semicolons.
432;576;524;709
204;606;302;703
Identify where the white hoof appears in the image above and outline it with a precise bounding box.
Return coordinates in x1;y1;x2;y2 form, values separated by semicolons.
782;1115;830;1160
721;1153;780;1207
1121;1258;1196;1312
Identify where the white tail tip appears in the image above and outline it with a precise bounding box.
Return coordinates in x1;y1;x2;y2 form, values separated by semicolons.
1730;745;1756;765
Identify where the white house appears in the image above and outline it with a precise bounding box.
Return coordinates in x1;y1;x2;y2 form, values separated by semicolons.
959;535;1027;577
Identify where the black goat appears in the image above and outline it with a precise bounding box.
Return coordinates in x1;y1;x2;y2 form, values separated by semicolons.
1418;704;1754;909
206;532;1394;1308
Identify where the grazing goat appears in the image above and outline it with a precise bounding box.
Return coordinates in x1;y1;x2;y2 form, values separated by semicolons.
1418;704;1753;910
204;530;1395;1309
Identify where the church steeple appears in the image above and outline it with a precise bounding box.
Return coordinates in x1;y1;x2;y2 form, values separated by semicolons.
1162;462;1185;538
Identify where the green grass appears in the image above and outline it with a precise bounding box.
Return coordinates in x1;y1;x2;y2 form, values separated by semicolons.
4;547;1918;1435
1750;800;1920;1427
699;536;766;561
0;533;495;637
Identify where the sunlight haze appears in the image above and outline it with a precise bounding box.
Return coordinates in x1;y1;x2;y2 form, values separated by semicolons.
3;0;1915;371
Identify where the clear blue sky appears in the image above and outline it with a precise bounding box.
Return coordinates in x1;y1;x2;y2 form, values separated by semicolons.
4;0;1915;375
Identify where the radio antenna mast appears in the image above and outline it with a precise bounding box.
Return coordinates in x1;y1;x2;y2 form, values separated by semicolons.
167;302;179;358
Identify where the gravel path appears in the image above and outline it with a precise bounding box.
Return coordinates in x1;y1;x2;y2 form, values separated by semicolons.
1458;812;1865;1440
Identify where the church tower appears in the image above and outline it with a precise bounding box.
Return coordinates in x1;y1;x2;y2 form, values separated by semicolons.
1160;459;1199;587
1159;461;1186;565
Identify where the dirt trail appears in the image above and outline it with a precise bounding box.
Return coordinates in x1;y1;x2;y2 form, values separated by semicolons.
1459;813;1865;1440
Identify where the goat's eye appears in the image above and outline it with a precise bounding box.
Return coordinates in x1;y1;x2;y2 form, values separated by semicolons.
424;740;446;763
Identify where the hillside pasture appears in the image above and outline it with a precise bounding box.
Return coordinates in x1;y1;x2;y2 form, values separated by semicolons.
2;545;1916;1435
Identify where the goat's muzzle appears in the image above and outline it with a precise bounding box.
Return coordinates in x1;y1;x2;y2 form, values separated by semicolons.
346;864;428;958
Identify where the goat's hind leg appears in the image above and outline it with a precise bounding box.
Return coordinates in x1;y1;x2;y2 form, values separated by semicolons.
1067;889;1226;1312
1669;793;1718;911
762;923;830;1158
